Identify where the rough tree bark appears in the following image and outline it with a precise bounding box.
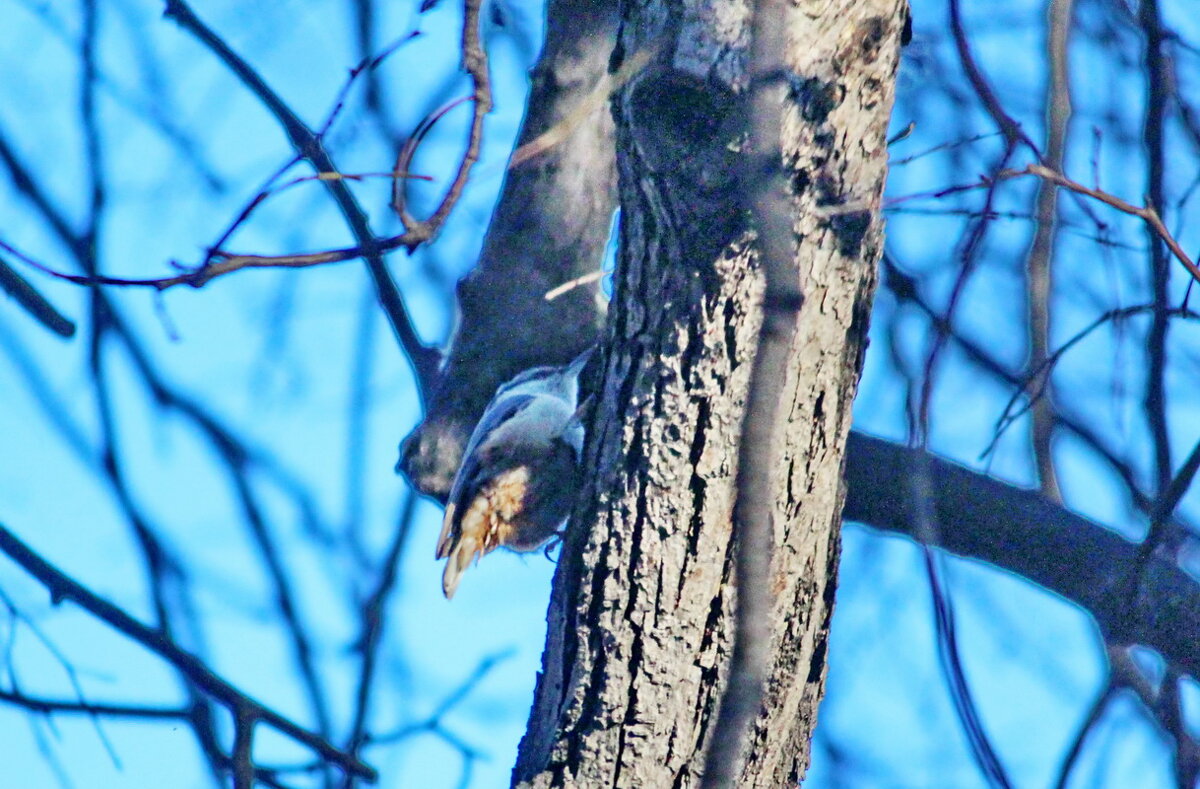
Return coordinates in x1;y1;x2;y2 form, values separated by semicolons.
385;0;1200;783
391;3;1200;694
513;1;905;786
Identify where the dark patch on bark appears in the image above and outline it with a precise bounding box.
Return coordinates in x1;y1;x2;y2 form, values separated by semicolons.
831;209;872;258
807;519;843;685
852;16;888;62
789;76;844;124
626;71;737;172
614;618;645;785
814;172;842;207
692;538;736;773
571;527;616;768
846;285;877;378
764;291;805;312
723;298;740;369
791;167;810;200
623;67;746;271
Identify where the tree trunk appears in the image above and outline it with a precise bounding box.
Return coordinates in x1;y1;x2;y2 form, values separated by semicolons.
515;1;905;786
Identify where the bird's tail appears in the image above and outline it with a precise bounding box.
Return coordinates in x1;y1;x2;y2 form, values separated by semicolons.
441;533;480;599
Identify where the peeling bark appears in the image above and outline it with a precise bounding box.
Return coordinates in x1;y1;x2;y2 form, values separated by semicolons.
515;1;905;786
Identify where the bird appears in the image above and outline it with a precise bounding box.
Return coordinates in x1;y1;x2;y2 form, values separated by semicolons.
436;348;593;598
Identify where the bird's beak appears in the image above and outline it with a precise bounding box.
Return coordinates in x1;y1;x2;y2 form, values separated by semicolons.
566;345;596;379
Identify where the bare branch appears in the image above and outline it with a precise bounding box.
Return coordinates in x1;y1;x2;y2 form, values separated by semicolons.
162;0;442;395
1025;0;1076;501
392;0;491;239
1018;164;1200;282
888;164;1200;283
398;0;618;499
344;494;418;761
0;691;189;720
0;256;75;337
368;650;512;746
1137;0;1173;506
843;433;1200;679
947;0;1042;154
232;705;256;789
0;525;377;782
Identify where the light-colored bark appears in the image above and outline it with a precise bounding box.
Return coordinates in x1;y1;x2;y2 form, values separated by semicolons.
515;1;905;786
1027;0;1074;501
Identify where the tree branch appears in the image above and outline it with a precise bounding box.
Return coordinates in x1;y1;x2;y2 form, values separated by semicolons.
0;690;188;719
843;432;1200;678
1024;0;1075;501
0;255;74;337
397;0;618;499
890;164;1200;284
162;0;443;396
0;525;376;782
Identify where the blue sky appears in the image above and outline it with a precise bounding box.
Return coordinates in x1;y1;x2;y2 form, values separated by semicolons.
1;1;1198;787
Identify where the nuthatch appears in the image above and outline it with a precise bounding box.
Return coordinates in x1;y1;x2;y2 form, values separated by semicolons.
436;349;593;598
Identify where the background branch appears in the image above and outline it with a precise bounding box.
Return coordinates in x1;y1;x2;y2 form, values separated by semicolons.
843;432;1200;677
0;524;376;782
163;0;446;395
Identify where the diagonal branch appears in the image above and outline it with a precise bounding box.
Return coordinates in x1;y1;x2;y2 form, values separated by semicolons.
0;256;75;337
0;524;377;782
162;0;445;396
843;432;1200;679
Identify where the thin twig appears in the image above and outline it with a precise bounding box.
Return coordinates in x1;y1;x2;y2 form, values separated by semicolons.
915;141;1017;440
881;256;1173;534
343;493;418;779
700;0;790;783
947;0;1041;155
368;649;512;745
398;0;491;238
162;0;441;396
0;256;75;337
509;43;656;169
319;30;421;136
1052;646;1154;789
887;164;1200;283
544;270;605;301
0;589;120;766
983;305;1200;460
226;468;333;743
206;169;432;261
0;691;189;719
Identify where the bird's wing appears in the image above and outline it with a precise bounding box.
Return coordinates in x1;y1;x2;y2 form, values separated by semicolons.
436;393;535;559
